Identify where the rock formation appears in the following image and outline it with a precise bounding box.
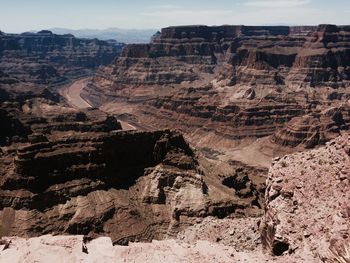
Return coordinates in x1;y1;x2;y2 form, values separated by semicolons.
84;24;350;149
0;119;261;242
0;30;124;85
0;78;262;244
0;24;349;263
0;28;265;244
272;107;350;148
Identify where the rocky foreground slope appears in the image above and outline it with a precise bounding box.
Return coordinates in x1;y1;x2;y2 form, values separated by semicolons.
261;133;350;261
84;24;350;150
0;235;262;263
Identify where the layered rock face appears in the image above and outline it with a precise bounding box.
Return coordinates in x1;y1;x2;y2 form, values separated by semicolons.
271;106;350;148
0;87;120;147
0;30;124;85
85;24;350;148
260;134;350;261
287;25;350;89
0;30;265;246
0;80;261;243
0;126;261;242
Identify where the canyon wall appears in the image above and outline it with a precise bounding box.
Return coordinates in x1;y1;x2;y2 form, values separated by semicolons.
0;28;265;244
84;24;350;148
0;30;124;85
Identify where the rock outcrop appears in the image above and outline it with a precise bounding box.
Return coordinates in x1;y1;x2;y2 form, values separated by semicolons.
0;123;261;242
272;106;350;148
0;95;121;147
260;133;350;261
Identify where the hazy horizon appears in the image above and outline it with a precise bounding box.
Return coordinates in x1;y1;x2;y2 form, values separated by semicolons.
1;0;349;33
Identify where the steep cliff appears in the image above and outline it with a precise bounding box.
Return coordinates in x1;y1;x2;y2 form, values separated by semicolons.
0;79;262;243
0;126;261;241
0;30;124;85
84;24;350;149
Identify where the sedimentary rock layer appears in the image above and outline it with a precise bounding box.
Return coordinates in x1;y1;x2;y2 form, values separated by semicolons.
0;30;124;85
84;24;350;148
0;127;261;242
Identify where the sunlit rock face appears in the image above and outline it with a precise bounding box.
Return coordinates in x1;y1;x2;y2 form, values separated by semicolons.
84;24;350;148
0;30;124;85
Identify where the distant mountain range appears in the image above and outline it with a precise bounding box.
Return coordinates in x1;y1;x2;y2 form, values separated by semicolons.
49;28;158;44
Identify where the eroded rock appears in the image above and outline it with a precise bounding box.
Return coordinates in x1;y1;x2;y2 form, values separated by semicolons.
260;133;350;261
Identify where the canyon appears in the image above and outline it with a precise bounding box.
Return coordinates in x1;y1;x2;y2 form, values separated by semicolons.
0;25;349;262
84;24;350;156
0;134;348;262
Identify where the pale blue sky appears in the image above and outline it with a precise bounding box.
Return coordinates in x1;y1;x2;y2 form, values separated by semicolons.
1;0;349;33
